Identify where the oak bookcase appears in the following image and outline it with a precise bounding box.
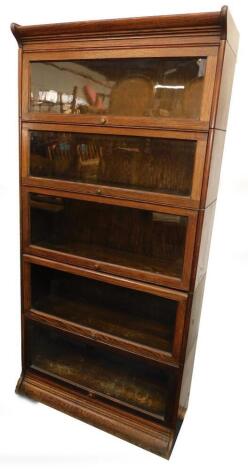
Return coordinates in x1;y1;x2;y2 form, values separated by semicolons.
11;6;238;458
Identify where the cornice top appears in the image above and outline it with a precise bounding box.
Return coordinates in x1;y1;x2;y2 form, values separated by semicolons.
11;7;228;43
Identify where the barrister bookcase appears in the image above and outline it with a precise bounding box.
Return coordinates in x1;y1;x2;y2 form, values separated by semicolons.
11;6;238;458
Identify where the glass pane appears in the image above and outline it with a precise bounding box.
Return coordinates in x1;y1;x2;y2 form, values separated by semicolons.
30;58;206;119
30;130;196;197
27;321;177;421
30;193;187;279
31;264;178;352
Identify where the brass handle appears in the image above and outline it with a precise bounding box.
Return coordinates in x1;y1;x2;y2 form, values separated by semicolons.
96;188;102;195
100;116;108;125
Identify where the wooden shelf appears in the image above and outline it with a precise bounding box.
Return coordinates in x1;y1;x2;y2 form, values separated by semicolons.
25;306;176;365
32;295;173;351
35;295;173;351
33;240;183;279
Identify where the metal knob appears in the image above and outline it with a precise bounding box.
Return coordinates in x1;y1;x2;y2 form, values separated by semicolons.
100;116;108;124
96;188;102;195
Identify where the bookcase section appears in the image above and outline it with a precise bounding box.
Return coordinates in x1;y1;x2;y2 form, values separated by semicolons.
12;6;238;459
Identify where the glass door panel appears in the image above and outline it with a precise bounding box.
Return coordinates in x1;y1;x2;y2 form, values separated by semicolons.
30;57;207;120
29;193;188;281
31;264;178;353
29;130;196;197
27;320;177;422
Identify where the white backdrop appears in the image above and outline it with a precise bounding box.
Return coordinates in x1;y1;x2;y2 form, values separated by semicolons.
0;1;247;469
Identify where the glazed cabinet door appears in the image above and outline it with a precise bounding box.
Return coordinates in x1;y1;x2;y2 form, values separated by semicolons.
22;187;197;290
25;318;179;425
23;255;188;365
21;124;207;208
21;47;218;130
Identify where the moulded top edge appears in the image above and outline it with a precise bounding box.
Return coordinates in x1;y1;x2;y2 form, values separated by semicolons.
11;6;231;47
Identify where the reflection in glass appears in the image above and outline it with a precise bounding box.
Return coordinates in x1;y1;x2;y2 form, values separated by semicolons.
30;131;196;196
31;264;177;352
28;321;177;421
30;193;187;279
30;58;206;119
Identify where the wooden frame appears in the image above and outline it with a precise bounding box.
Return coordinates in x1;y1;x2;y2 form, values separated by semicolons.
21;48;218;131
22;254;188;365
21;122;207;209
17;370;175;458
12;6;239;459
22;185;198;291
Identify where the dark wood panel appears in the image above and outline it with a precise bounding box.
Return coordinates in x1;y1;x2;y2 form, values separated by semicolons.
184;276;206;362
178;276;206;416
192;202;216;290
178;342;197;419
204;129;226;207
165;275;205;425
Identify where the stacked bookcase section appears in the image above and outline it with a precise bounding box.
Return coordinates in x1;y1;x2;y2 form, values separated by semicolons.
12;6;238;458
